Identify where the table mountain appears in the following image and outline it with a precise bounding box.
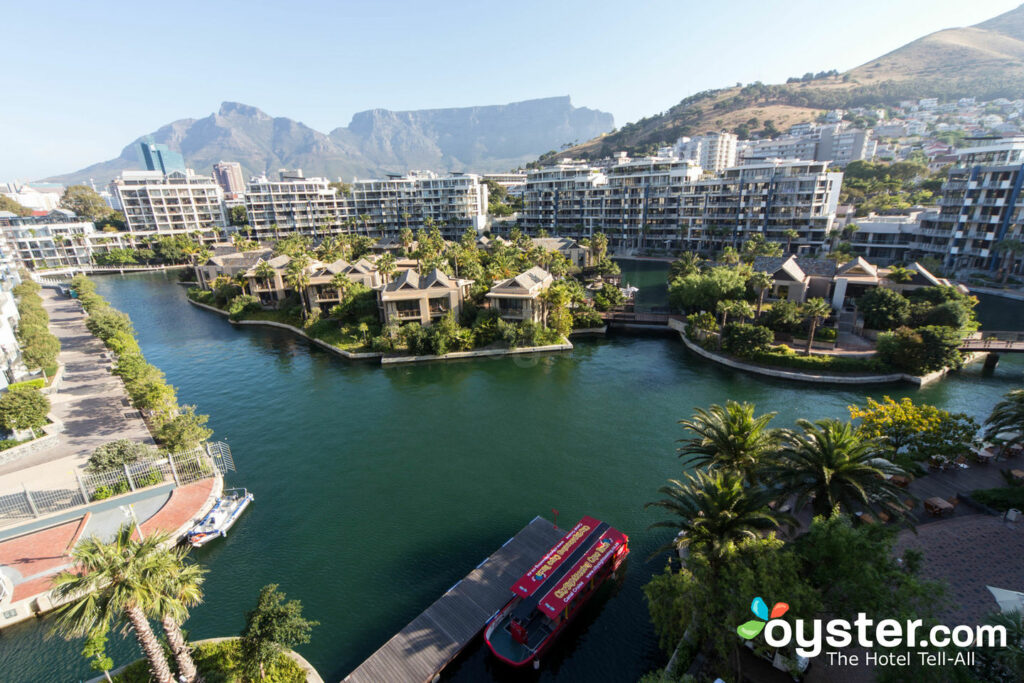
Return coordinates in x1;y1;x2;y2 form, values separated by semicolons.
45;97;612;185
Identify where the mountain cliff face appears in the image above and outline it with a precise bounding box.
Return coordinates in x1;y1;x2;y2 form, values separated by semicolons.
547;3;1024;163
46;97;613;185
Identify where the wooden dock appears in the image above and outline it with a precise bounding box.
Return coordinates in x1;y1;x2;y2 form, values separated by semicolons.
344;516;563;683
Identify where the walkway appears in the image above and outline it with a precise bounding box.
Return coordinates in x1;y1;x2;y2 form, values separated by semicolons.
0;287;153;489
344;516;563;683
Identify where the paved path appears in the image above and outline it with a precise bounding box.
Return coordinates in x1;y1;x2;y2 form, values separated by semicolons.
0;287;153;490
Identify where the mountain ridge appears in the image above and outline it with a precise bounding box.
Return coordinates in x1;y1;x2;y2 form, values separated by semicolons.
46;96;613;185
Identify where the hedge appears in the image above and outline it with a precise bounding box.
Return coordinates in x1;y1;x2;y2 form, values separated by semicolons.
971;487;1024;512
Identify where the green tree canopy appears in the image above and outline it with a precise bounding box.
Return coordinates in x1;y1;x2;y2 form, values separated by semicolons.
155;405;212;452
60;185;113;221
240;584;318;680
87;439;156;472
0;385;50;434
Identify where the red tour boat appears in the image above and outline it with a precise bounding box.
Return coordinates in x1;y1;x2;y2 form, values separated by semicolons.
484;516;629;668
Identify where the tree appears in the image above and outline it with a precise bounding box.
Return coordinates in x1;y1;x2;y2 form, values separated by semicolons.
155;406;212;452
0;194;33;216
760;419;906;519
60;185;112;221
151;548;206;682
17;323;61;369
885;265;914;284
995;238;1024;284
876;325;963;375
984;389;1024;451
87;439;156;472
668;252;703;280
590;232;609;263
377;253;397;283
858;287;910;330
593;283;625;311
677;401;781;476
849;396;977;462
254;261;275;289
330;271;353;302
748;271;774;318
284;255;312;317
81;628;115;682
669;265;749;313
715;299;754;336
240;584;318;680
783;228;800;254
51;526;176;683
229;205;248;226
646;469;789;560
799;297;832;355
0;385;50;436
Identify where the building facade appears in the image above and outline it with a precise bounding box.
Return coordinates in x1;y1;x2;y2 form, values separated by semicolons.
348;171;488;239
0;210;96;268
244;170;349;240
916;137;1024;273
113;170;227;234
212;161;246;197
139;143;186;175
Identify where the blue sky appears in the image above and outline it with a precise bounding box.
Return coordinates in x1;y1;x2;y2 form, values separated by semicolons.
2;0;1020;179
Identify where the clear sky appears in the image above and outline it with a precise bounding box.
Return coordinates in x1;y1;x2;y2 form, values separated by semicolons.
2;0;1020;179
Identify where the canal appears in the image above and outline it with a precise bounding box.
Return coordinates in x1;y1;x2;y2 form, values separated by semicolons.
2;271;1022;682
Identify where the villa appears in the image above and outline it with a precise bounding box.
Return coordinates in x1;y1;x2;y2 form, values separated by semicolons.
306;258;382;312
243;254;293;307
486;266;554;324
196;248;274;290
753;255;962;309
530;237;590;268
378;268;473;326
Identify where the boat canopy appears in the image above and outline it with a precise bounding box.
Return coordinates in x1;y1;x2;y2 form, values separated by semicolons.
511;516;602;599
537;526;627;619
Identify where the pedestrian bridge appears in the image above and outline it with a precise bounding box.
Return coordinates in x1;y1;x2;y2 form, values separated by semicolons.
30;265;183;285
961;332;1024;353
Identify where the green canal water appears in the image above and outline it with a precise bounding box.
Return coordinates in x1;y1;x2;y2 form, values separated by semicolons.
2;271;1023;682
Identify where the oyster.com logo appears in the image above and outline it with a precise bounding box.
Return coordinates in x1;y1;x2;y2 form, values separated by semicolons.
736;596;789;640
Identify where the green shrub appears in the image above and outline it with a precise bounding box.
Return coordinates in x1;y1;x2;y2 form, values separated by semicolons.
877;325;963;375
227;294;259;320
722;323;774;356
91;485;113;501
0;385;50;434
572;306;604;329
0;438;30;452
85;308;134;342
745;345;888;373
972;487;1024;511
8;378;45;391
858;287;910;330
759;299;802;333
87;439;156;473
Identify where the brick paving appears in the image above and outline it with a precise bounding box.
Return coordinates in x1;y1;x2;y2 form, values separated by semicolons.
138;478;216;537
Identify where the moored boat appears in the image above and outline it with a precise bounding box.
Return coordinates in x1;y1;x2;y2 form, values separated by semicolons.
185;488;253;547
484;516;629;668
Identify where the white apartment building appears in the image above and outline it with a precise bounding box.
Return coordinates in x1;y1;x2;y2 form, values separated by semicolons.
0;182;63;212
740;124;875;167
113;170;227;234
213;161;246;197
244;170;349;240
845;212;923;265
0;209;96;268
916;137;1024;273
520;162;607;233
349;171;488;238
674;133;738;173
678;159;843;253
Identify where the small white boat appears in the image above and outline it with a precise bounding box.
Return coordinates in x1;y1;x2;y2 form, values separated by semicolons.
186;488;253;547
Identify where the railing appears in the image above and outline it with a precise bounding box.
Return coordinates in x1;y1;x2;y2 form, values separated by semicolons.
0;442;233;529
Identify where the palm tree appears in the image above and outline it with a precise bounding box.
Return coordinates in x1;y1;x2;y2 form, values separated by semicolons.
254;261;275;291
645;469;789;561
668;251;703;280
284;255;312;318
759;419;906;519
359;214;371;237
399;227;415;255
984;389;1024;450
50;526;175;683
152;549;206;682
800;297;832;356
377;253;397;283
677;401;781;476
885;265;914;284
783;228;800;254
748;271;774;318
995;238;1024;284
330;272;353;302
715;299;754;329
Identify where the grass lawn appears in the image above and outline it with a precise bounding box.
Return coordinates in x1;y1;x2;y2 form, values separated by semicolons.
113;639;306;683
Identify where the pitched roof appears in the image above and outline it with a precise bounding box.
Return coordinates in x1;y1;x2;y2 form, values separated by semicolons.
531;237;580;252
209;249;273;269
837;256;878;278
489;266;553;294
266;254;291;269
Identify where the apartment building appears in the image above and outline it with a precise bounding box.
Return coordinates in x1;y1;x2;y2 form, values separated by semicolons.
483;173;528;198
674;133;738;173
740;124;875;167
348;171;488;239
212;161;246;197
520;162;607;233
378;268;473;326
113;170;227;233
0;182;63;212
244;170;349;240
845;212;923;265
0;209;96;268
916;137;1024;273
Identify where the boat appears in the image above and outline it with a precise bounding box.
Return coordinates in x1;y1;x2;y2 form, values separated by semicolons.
484;516;629;668
185;488;253;547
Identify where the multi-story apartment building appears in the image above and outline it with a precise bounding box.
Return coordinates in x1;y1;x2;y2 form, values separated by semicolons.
0;239;25;390
244;170;349;240
113;169;227;234
482;173;527;198
674;133;738;173
0;209;96;268
519;155;841;253
212;161;246;197
679;159;843;253
916;137;1024;273
349;171;488;239
520;162;607;233
845;212;922;265
739;125;875;167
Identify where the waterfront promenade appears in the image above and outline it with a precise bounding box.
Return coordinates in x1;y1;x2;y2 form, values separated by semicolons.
0;286;152;488
0;285;221;629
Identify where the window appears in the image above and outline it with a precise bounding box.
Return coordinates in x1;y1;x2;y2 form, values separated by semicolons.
499;298;524;315
428;297;449;315
395;300;420;318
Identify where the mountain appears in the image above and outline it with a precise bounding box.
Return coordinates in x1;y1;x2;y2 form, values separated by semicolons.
45;97;613;185
546;4;1024;162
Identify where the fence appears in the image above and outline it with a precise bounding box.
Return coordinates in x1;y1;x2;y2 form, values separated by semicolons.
0;441;233;529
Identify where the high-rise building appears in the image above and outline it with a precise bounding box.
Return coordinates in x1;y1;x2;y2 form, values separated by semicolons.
0;209;96;268
113;169;226;233
138;142;186;175
916;137;1024;273
244;170;349;239
674;133;738;173
212;161;246;197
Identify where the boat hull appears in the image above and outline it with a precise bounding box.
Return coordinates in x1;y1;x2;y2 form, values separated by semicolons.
185;490;253;547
